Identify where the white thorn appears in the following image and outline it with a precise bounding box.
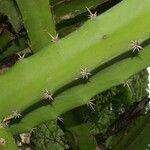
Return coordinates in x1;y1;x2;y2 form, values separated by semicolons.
124;79;133;94
44;89;53;100
48;33;59;42
80;68;91;79
86;7;97;20
57;117;64;123
17;53;26;60
12;110;22;119
30;128;37;134
131;40;143;52
87;99;95;111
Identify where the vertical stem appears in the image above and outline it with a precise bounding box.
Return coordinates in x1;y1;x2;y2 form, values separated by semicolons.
15;0;56;52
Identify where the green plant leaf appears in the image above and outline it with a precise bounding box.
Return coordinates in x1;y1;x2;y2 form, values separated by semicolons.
106;114;150;150
126;115;150;150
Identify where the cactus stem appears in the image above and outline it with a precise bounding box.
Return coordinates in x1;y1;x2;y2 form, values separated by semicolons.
86;6;97;20
131;40;143;52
